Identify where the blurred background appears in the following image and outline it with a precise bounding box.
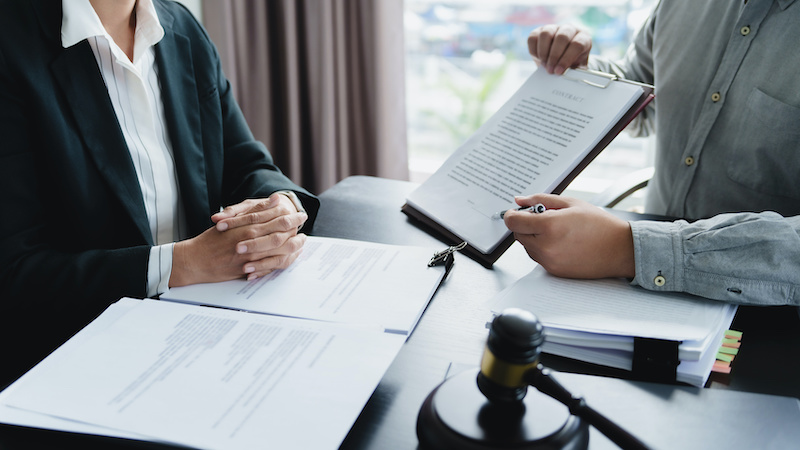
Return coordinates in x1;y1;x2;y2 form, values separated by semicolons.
193;0;657;203
404;0;656;203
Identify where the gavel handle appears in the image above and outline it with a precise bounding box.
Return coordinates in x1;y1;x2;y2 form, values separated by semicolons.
526;364;651;450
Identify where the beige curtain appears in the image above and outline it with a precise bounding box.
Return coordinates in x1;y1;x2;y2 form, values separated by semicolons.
202;0;409;194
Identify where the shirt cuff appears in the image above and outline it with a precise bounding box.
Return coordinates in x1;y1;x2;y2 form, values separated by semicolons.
630;220;683;292
147;243;175;297
275;190;305;214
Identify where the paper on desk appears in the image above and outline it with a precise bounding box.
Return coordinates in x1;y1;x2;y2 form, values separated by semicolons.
0;298;150;442
490;268;736;387
544;326;716;361
161;236;444;335
543;332;726;387
490;268;735;342
2;298;405;450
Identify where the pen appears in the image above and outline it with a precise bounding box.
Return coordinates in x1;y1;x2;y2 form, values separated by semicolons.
492;203;546;220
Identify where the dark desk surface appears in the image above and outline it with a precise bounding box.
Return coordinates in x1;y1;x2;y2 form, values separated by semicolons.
314;176;800;450
1;175;798;450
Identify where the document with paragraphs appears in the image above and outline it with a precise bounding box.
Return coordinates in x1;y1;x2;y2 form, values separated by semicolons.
0;236;445;448
161;236;446;335
0;298;406;450
402;68;653;266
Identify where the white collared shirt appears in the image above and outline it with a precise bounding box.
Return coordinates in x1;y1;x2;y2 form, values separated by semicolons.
62;0;183;297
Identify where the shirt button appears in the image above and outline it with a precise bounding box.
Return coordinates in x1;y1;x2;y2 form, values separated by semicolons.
685;156;695;166
711;92;721;102
740;26;751;36
654;275;666;287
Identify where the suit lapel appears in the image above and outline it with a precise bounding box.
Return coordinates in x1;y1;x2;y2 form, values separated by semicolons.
42;0;212;243
153;3;212;236
34;0;153;244
51;41;154;246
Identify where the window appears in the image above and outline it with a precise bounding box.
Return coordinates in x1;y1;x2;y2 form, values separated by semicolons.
404;0;656;204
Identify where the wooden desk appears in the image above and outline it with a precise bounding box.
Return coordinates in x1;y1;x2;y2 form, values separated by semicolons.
316;176;800;449
313;175;536;448
1;175;798;449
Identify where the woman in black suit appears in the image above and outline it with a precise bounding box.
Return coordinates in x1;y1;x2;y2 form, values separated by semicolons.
0;0;320;386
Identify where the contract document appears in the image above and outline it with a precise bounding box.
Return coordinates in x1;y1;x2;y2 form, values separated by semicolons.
162;236;446;335
0;236;445;448
0;298;406;450
403;68;653;265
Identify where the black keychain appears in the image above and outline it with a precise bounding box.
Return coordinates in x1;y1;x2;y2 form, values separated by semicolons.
428;241;467;279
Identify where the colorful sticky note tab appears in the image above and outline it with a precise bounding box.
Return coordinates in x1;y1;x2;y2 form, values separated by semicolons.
725;329;743;339
718;346;739;356
712;361;732;374
716;352;734;362
721;338;742;349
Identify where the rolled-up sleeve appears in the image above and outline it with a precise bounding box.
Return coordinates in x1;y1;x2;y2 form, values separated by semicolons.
630;213;800;306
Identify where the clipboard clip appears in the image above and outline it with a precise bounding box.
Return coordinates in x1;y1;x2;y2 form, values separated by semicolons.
563;67;654;90
562;68;617;89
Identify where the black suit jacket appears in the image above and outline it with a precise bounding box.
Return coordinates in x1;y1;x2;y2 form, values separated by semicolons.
0;0;319;385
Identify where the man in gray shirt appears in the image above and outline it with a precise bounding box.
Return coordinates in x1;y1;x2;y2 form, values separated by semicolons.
504;0;800;306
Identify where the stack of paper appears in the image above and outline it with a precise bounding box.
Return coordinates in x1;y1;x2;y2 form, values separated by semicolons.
0;236;447;449
0;299;406;449
490;268;737;387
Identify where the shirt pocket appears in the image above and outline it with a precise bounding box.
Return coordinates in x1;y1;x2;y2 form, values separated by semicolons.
726;88;800;199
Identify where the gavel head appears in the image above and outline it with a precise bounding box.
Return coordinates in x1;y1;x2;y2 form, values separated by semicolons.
477;308;544;404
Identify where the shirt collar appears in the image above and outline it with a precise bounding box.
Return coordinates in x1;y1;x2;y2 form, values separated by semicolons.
61;0;165;62
61;0;106;48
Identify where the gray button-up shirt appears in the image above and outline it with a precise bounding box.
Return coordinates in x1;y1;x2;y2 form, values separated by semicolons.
590;0;800;306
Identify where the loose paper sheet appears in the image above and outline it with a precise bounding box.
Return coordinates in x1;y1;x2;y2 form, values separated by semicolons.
2;299;405;450
162;236;444;335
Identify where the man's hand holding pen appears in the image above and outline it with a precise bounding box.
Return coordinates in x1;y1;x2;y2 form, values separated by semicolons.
494;203;546;220
504;194;635;280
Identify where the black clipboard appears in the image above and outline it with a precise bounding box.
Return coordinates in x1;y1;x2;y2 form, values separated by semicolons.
402;69;655;267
